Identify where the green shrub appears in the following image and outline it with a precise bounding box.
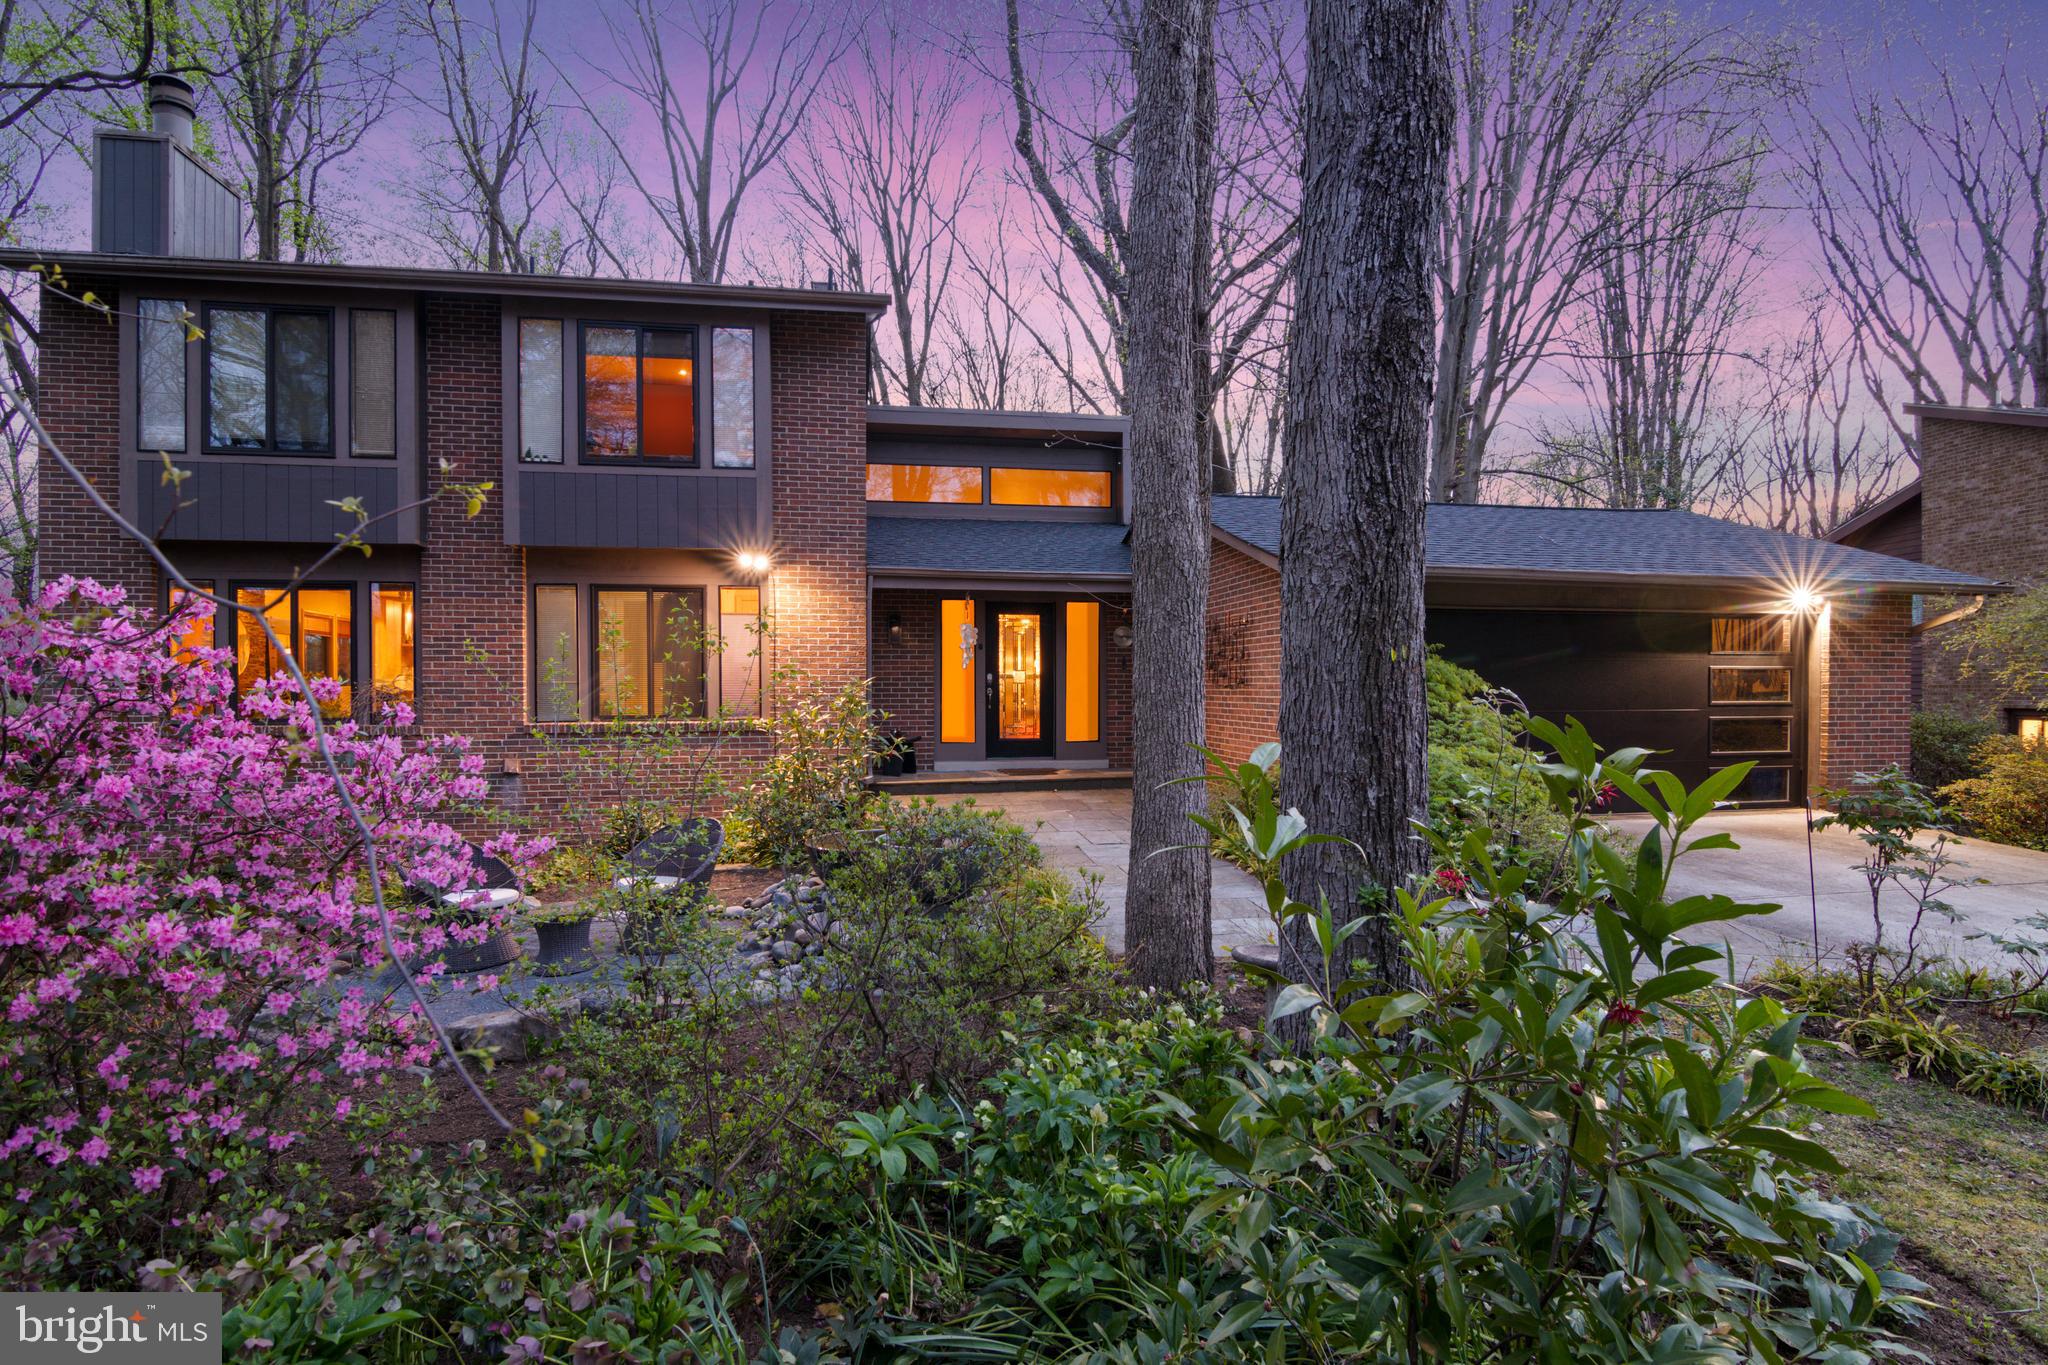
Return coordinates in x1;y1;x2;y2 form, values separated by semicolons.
1941;735;2048;850
1910;710;1995;791
788;730;1924;1362
824;799;1118;1092
728;680;882;865
1208;652;1567;882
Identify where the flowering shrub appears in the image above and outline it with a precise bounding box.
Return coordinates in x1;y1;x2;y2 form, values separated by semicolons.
0;579;547;1283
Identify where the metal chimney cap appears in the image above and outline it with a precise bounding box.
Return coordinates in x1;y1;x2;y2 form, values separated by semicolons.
147;74;196;113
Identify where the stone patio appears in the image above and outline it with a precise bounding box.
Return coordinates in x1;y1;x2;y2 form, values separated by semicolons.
928;787;1273;955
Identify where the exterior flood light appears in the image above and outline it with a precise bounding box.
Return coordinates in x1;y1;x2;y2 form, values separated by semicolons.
1781;584;1821;615
736;550;771;575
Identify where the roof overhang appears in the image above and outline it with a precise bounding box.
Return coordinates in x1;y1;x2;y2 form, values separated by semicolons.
1209;522;1277;570
866;405;1128;443
869;570;1130;594
1825;480;1921;543
1904;401;2048;430
0;248;892;316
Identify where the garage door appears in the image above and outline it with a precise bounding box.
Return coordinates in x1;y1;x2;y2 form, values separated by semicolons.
1427;609;1801;806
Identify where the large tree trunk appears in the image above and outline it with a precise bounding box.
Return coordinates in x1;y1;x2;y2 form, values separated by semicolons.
1279;0;1450;992
1124;0;1215;992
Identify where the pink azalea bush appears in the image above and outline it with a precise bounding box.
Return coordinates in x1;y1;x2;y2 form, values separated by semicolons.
0;579;548;1282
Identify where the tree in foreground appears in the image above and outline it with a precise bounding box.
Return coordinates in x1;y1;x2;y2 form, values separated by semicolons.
1123;0;1217;991
0;579;548;1277
1279;0;1451;991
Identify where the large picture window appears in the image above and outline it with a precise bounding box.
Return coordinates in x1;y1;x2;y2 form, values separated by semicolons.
594;586;706;718
232;584;353;717
205;305;333;453
582;324;697;464
138;298;188;452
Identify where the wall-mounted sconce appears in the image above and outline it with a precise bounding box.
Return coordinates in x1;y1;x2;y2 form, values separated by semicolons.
886;612;904;643
1111;622;1134;649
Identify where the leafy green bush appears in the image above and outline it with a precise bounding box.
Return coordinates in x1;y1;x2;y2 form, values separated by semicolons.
1910;710;1995;791
824;799;1118;1092
1940;735;2048;850
727;679;882;865
789;729;1924;1362
1208;652;1566;881
155;1105;754;1364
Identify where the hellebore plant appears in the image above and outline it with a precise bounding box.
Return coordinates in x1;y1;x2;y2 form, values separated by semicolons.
0;579;548;1279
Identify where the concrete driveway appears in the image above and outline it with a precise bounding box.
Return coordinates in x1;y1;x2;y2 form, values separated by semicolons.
927;787;1274;956
1605;809;2048;978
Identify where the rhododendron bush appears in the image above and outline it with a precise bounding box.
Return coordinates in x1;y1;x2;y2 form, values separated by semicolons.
0;579;547;1282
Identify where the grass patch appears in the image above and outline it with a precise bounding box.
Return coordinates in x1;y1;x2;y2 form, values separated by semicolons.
1804;1043;2048;1353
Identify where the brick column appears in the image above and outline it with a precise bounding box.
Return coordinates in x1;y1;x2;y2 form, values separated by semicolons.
1820;592;1915;788
35;281;156;604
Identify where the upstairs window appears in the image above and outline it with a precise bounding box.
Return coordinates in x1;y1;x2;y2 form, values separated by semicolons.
137;298;188;452
518;319;565;463
991;467;1112;507
350;310;397;457
866;463;982;503
582;324;696;464
205;305;332;454
711;326;756;469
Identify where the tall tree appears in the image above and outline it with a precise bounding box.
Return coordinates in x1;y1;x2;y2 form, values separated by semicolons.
1279;0;1449;990
400;0;553;272
1429;0;1747;502
560;0;843;284
783;10;977;404
194;0;394;261
1123;0;1215;992
1802;49;2048;438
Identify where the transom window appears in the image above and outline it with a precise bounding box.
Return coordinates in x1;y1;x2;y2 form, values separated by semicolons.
582;323;696;464
865;463;1112;508
204;305;333;454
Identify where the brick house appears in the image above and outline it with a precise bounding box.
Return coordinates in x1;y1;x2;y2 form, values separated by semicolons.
1829;404;2046;744
10;79;1997;823
1209;497;1993;801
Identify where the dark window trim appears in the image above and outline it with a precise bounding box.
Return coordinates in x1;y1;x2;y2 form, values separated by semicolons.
1708;665;1793;706
136;297;188;453
707;324;756;470
588;583;708;720
368;579;417;706
517;317;565;465
349;308;398;459
532;582;579;721
577;320;703;469
224;579;357;699
201;303;337;457
1708;715;1793;755
717;581;763;718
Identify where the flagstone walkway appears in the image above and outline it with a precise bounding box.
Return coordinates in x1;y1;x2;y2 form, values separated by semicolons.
927;787;1273;956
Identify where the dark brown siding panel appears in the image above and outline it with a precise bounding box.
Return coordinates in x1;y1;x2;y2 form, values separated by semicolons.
94;137;165;257
514;470;764;548
135;458;410;544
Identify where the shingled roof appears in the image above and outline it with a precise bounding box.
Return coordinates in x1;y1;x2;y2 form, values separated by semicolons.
867;516;1133;579
1210;496;2001;593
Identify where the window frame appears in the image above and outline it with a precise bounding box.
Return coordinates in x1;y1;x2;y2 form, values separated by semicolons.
716;583;763;719
367;579;417;709
1709;715;1793;755
1708;665;1792;706
533;582;581;722
225;580;357;711
200;303;337;457
136;297;189;453
348;308;399;459
517;317;566;465
577;321;704;469
588;583;708;720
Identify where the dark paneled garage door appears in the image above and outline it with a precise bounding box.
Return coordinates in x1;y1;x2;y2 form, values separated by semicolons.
1427;609;1801;805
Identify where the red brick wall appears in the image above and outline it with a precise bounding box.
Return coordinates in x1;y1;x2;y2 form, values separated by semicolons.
35;281;156;604
1204;539;1281;763
1101;592;1133;767
1918;414;2048;720
1819;593;1915;787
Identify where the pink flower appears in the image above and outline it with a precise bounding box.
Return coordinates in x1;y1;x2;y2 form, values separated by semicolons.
130;1165;165;1192
77;1137;109;1166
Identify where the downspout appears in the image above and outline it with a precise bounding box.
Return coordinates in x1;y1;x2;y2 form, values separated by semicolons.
1911;594;1987;636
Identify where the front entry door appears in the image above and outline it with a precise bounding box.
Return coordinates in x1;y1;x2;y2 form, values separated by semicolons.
986;605;1056;758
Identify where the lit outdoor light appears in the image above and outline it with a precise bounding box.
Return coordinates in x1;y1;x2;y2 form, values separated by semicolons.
736;550;772;575
1781;584;1822;615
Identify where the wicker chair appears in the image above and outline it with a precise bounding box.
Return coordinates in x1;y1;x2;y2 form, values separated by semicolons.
612;819;726;897
405;841;524;973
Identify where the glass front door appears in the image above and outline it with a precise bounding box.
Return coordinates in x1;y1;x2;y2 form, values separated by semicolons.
987;606;1056;757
